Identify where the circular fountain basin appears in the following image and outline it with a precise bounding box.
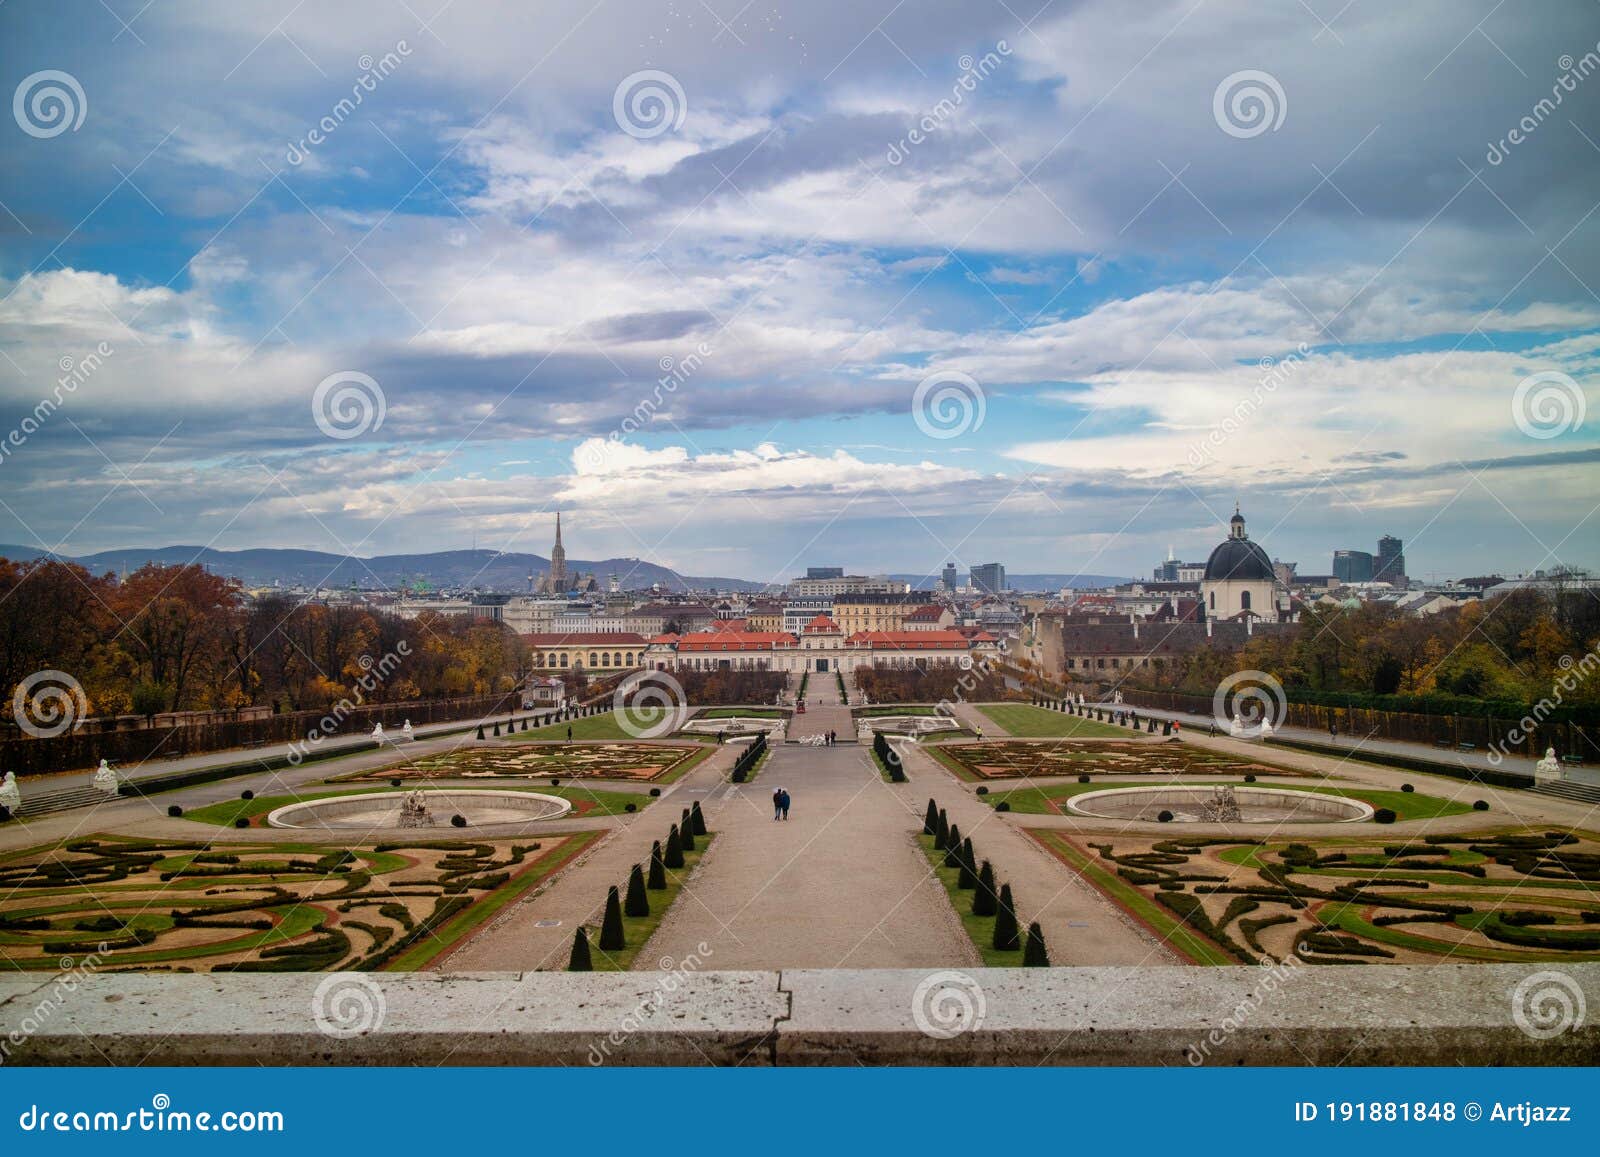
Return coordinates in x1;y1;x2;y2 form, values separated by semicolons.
266;789;573;830
1064;785;1372;824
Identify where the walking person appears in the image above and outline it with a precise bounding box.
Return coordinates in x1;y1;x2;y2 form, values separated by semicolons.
772;787;783;821
779;788;791;821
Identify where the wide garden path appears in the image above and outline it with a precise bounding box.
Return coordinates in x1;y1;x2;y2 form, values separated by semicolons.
644;702;976;970
436;738;746;972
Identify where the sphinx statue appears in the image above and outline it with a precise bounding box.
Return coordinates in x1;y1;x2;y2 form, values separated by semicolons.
0;771;20;814
401;719;415;741
92;759;120;795
1535;746;1564;783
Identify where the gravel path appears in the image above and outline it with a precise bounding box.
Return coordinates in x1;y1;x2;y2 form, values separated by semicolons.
644;704;976;970
434;739;746;971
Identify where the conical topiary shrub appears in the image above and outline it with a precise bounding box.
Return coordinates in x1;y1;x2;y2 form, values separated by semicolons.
664;824;685;868
625;863;650;917
923;798;938;835
957;838;977;889
568;926;593;971
934;808;950;850
943;823;963;868
992;883;1020;951
679;809;696;851
1023;921;1049;967
691;800;707;836
493;721;501;737
476;724;485;739
648;840;667;889
973;861;997;916
599;885;625;951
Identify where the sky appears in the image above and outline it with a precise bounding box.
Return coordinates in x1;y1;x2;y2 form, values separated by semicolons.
0;0;1597;587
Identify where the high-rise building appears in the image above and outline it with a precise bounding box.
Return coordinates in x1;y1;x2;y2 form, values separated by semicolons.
1375;535;1407;587
1333;550;1373;583
941;562;958;591
970;562;1006;595
805;566;844;580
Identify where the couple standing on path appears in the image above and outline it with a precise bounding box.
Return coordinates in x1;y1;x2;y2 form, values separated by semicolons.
771;787;792;820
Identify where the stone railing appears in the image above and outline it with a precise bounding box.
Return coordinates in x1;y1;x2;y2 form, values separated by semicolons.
4;965;1595;1066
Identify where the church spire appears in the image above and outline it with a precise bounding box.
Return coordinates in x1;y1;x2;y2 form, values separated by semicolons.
555;510;562;548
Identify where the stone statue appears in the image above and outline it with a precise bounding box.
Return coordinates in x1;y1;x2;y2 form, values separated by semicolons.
398;789;434;828
1201;785;1242;823
1228;714;1247;738
0;771;20;813
371;722;385;740
401;719;415;741
92;759;120;795
1535;746;1564;783
1259;717;1275;739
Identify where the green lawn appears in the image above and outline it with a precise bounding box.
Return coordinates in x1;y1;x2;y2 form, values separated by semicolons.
180;784;656;827
854;705;942;717
388;830;603;969
502;708;679;741
581;834;715;971
1028;830;1238;965
918;834;1027;967
976;703;1130;739
980;780;1473;821
696;707;785;719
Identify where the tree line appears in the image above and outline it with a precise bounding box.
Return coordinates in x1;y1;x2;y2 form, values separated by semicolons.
1136;588;1600;716
1;559;533;723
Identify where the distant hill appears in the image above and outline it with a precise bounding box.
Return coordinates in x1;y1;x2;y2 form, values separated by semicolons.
0;545;768;594
0;545;1127;594
891;572;1130;591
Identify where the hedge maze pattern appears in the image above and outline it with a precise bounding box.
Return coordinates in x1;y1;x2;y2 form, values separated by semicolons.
1052;828;1600;965
0;833;593;972
347;742;700;783
938;740;1306;781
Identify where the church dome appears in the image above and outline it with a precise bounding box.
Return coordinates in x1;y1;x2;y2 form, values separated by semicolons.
1203;508;1276;582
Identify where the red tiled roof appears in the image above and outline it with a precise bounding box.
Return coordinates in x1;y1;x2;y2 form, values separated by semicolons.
523;632;649;647
845;630;974;650
677;630;797;652
803;614;841;632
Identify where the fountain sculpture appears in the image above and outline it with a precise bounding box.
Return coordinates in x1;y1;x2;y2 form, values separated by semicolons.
398;790;435;828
